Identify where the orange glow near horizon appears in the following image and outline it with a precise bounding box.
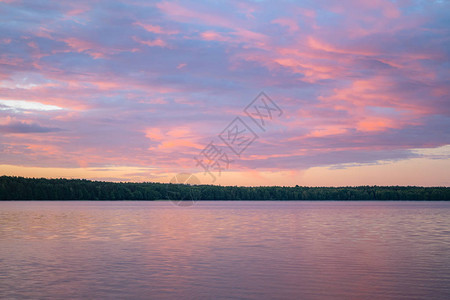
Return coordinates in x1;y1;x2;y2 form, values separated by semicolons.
1;150;449;187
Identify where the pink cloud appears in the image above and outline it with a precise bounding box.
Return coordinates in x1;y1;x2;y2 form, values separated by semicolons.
133;36;168;48
62;37;107;59
134;22;179;35
357;117;397;132
145;128;164;141
201;31;230;42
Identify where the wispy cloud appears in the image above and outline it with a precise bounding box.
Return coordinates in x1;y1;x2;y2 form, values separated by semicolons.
0;120;62;133
0;100;63;111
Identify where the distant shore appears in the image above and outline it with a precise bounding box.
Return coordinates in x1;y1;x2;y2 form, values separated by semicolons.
1;176;449;201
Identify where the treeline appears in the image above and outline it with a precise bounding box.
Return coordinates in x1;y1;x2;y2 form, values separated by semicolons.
0;176;449;201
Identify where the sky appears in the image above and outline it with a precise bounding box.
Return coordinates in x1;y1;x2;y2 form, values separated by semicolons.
0;0;449;186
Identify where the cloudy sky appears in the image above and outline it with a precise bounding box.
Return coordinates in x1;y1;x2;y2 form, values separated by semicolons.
1;0;449;186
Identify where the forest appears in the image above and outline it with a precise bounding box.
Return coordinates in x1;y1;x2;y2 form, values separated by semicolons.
0;176;449;201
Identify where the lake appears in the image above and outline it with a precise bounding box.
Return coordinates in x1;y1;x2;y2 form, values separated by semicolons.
1;201;449;299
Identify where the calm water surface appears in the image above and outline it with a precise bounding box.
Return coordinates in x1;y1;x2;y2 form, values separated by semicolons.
1;201;449;299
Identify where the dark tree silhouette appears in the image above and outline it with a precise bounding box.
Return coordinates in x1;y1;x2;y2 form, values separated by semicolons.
0;176;449;200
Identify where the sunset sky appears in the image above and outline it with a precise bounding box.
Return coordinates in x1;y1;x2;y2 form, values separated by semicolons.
0;0;449;186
